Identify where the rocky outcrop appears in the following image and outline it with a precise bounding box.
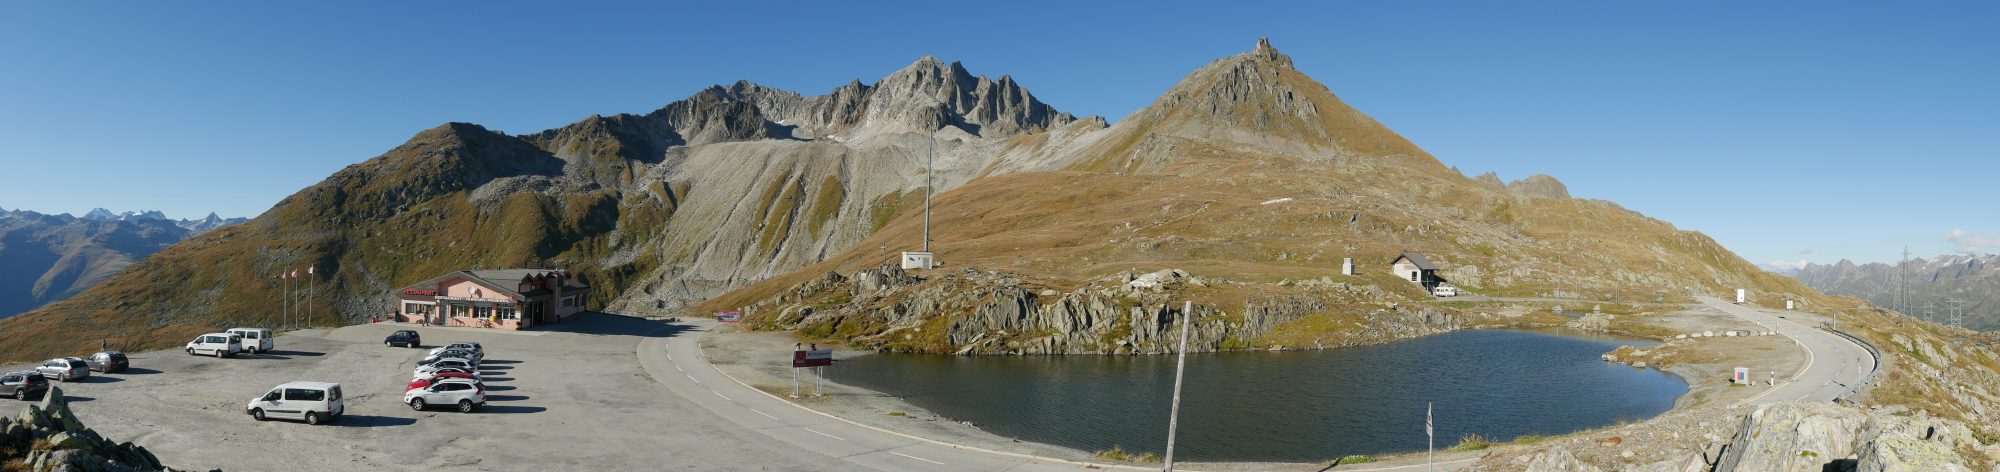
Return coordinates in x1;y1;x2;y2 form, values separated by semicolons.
752;265;1460;355
1715;401;1982;472
1506;174;1571;198
1523;447;1603;472
0;386;197;471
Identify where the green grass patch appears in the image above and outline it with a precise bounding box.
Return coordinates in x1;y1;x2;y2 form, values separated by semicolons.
1092;445;1162;464
1512;434;1549;445
1331;454;1375;465
1449;434;1493;451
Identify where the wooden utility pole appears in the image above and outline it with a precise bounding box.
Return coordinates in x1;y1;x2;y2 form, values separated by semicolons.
1163;301;1192;471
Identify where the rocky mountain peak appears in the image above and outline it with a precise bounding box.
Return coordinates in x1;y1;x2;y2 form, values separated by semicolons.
1250;36;1293;68
82;208;114;220
1070;38;1433;172
861;55;1072;137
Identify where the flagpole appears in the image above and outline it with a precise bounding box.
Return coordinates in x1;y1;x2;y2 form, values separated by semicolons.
308;267;315;328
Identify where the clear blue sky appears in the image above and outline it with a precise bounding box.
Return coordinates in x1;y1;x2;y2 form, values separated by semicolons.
4;1;1995;268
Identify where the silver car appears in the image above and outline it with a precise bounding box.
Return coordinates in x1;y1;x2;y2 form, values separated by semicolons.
0;371;49;400
36;358;89;381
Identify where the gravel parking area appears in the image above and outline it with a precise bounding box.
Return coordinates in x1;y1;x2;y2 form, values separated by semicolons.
0;314;846;471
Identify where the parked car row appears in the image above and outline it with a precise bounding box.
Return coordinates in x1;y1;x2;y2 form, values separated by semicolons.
403;340;487;413
7;349;133;402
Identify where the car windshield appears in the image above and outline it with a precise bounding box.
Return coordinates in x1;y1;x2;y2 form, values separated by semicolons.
109;353;126;361
67;360;86;368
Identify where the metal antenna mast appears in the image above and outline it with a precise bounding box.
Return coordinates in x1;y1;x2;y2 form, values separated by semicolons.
1949;300;1965;330
1899;246;1912;315
924;133;932;253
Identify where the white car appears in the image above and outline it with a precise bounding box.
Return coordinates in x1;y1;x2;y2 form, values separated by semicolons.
404;378;485;413
246;381;345;425
228;327;274;353
413;358;478;380
186;333;243;357
429;342;484;359
420;350;481;367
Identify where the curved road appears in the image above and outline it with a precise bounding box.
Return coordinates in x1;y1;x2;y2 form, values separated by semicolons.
639;318;1150;472
1696;296;1877;404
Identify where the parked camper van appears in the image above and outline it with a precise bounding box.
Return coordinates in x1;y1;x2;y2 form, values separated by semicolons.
228;328;274;353
246;381;344;425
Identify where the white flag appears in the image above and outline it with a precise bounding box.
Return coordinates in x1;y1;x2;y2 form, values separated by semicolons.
1426;402;1433;438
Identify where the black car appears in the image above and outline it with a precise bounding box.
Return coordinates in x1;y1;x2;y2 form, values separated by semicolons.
86;351;129;373
0;372;48;400
385;330;421;348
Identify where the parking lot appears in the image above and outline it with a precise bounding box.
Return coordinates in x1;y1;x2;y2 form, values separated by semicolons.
0;314;847;471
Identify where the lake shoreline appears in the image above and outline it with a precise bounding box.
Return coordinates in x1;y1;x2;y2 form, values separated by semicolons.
702;323;1694;468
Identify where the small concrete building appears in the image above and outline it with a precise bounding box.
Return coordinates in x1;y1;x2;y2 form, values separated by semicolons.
1391;252;1447;295
396;269;588;329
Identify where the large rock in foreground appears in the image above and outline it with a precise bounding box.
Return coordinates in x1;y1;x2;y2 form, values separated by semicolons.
0;385;202;472
1717;401;1983;472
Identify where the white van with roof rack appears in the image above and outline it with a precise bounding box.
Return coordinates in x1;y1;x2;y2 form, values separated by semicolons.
228;328;274;353
246;381;344;425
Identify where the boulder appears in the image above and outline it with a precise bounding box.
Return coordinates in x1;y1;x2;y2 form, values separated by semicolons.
1524;447;1603;472
1855;431;1972;472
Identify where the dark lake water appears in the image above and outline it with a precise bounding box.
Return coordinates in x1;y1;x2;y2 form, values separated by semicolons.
827;329;1684;462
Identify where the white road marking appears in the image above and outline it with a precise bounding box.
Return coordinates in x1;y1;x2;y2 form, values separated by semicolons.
889;451;944;465
712;390;730;400
750;408;779;420
686;374;702;384
666;354;673;361
674;364;684;372
802;427;845;441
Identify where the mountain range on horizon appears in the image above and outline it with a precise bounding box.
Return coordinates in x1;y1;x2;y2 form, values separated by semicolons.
0;38;1838;362
1791;253;2000;330
0;207;247;319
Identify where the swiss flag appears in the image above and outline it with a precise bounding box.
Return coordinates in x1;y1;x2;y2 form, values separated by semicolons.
289;269;298;279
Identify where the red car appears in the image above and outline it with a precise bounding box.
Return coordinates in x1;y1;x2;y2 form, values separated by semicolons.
407;372;480;392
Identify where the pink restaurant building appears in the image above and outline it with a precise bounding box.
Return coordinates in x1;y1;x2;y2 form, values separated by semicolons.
395;269;588;329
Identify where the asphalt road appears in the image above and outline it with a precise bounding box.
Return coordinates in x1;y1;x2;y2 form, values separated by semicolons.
1697;296;1878;404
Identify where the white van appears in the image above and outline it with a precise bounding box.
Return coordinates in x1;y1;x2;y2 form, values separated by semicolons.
246;381;344;425
228;328;274;353
186;333;243;357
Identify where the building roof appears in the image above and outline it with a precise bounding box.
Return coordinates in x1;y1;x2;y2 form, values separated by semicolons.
402;268;587;301
1394;252;1437;271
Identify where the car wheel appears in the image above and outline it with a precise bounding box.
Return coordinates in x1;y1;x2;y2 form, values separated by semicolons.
457;400;473;413
386;341;392;347
187;348;195;356
304;412;321;425
410;398;426;411
252;409;266;421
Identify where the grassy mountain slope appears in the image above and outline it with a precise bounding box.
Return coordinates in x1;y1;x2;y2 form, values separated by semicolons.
698;39;1847;354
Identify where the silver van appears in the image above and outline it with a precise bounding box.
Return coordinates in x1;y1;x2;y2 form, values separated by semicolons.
247;381;344;425
228;328;274;353
186;333;243;357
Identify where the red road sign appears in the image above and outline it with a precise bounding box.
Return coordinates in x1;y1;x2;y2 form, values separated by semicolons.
792;349;833;368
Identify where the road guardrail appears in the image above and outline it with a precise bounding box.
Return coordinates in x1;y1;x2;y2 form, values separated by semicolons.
1820;322;1883;404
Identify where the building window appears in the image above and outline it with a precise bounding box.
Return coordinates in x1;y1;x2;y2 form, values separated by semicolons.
449;304;469;318
475;306;492;318
500;306;517;320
